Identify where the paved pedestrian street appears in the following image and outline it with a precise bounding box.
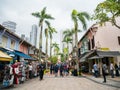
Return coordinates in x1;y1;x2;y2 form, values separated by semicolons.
3;75;119;90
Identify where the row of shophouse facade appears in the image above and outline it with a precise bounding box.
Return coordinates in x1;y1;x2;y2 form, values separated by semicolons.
77;19;120;74
0;24;46;62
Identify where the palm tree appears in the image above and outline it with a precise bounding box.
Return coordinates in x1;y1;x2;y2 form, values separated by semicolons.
45;20;57;57
45;28;49;55
52;42;59;55
62;36;72;60
71;9;90;75
63;29;81;50
62;32;72;53
32;7;54;63
63;29;73;49
71;10;90;46
49;27;57;57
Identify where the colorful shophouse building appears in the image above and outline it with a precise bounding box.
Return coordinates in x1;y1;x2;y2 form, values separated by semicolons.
0;25;35;62
78;22;120;74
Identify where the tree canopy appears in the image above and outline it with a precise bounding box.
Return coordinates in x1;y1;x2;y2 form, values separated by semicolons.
93;0;120;29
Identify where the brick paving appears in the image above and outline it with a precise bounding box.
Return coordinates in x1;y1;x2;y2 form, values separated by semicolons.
2;75;119;90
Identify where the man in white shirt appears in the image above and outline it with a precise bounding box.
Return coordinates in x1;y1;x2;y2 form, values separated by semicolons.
110;62;114;78
29;63;33;79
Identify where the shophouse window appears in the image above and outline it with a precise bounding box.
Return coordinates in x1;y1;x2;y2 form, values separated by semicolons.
2;36;8;48
10;40;15;49
118;36;120;45
80;46;84;54
84;41;88;51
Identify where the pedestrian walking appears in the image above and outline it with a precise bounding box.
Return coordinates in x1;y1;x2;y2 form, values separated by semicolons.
73;65;78;76
54;64;59;77
28;63;33;79
110;62;114;78
93;62;99;77
115;63;119;76
50;63;54;75
60;63;64;77
39;63;45;80
102;62;107;83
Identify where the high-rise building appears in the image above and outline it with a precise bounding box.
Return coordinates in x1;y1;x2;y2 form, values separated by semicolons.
2;21;16;33
21;34;25;39
30;24;37;47
21;34;30;43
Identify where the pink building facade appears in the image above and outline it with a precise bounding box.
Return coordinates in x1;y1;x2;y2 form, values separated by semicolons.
78;19;120;74
19;41;31;54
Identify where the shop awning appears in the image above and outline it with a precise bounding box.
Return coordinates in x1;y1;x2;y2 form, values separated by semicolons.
88;51;120;60
97;51;120;57
80;51;94;62
88;55;103;60
80;50;120;62
0;50;12;61
14;50;35;60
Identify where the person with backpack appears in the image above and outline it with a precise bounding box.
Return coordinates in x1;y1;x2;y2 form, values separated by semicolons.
102;61;107;83
50;63;54;75
54;64;59;77
93;62;99;78
39;63;45;80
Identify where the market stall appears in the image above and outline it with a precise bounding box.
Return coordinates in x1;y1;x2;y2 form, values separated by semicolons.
0;50;13;88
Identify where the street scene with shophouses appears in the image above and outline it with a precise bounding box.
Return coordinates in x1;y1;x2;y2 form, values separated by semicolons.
0;0;120;90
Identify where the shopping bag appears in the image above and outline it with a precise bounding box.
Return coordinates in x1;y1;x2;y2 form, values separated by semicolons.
3;80;9;87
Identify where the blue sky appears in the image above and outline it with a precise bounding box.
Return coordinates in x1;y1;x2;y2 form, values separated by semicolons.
0;0;104;52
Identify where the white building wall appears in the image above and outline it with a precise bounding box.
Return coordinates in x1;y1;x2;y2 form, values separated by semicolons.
94;21;120;51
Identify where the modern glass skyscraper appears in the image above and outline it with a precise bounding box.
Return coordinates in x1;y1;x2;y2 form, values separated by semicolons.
30;24;37;47
2;21;16;33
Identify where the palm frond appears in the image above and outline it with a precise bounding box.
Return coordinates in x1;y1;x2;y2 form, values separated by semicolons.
80;12;90;20
41;7;46;17
77;13;87;30
45;20;50;26
63;36;72;44
52;42;59;50
44;14;54;20
32;12;41;18
51;28;57;33
71;15;77;23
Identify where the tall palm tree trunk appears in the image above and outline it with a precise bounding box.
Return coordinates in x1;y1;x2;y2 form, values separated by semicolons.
46;37;48;55
75;23;78;46
74;23;79;75
46;34;48;55
39;23;43;63
45;31;48;69
50;38;52;57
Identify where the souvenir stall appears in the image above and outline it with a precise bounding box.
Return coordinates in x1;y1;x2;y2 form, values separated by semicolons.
12;50;35;82
0;50;14;88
